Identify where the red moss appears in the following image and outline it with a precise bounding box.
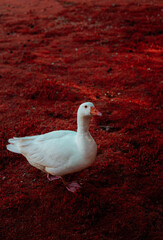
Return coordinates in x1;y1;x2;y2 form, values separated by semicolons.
0;0;162;239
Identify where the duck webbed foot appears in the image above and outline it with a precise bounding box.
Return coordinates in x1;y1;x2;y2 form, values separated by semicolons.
61;178;81;193
47;174;61;181
66;182;81;192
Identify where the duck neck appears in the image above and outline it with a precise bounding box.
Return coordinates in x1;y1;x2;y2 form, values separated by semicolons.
77;115;90;134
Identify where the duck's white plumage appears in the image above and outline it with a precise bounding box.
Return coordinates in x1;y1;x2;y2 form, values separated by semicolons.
7;102;102;191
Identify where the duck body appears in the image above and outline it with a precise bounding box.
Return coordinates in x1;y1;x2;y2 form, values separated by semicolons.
7;102;101;192
10;130;97;176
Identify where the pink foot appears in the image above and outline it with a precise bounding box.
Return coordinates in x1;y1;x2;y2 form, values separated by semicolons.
47;174;61;181
66;182;81;193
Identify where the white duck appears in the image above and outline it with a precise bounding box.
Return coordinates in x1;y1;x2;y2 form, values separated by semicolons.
7;102;102;192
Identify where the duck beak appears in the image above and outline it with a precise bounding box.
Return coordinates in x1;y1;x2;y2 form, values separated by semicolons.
90;106;102;116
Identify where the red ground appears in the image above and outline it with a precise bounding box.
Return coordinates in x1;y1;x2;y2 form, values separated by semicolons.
0;0;162;239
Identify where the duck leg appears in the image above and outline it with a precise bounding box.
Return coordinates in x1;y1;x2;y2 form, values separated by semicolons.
47;173;81;192
61;177;81;193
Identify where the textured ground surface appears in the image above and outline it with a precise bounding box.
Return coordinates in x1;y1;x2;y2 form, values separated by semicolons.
0;0;162;239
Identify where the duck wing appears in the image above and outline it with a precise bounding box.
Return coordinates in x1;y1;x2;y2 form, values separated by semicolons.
8;130;77;168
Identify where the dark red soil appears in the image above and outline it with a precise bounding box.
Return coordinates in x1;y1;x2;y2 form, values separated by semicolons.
0;0;162;239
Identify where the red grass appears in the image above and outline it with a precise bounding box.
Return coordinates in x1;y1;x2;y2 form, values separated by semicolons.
0;0;162;239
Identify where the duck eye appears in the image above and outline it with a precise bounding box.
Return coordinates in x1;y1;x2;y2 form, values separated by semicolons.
84;105;88;108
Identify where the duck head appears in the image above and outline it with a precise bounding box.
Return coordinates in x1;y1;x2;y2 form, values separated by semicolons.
78;102;102;117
